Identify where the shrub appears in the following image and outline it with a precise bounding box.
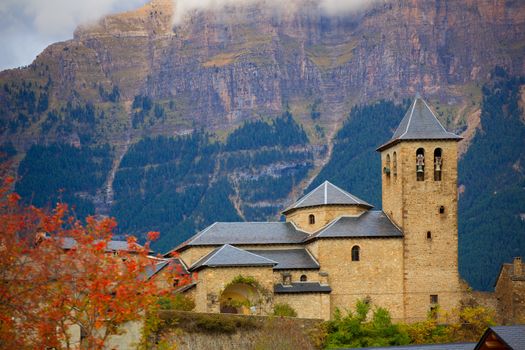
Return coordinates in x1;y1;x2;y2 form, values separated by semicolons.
157;294;195;311
273;303;298;317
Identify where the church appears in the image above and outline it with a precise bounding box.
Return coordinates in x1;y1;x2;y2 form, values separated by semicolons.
168;95;464;322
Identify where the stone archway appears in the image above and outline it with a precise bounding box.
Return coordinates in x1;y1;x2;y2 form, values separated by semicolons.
219;282;259;315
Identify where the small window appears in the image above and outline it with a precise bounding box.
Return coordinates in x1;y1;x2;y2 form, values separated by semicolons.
439;206;445;214
430;294;438;304
309;214;315;225
282;273;292;285
393;152;398;176
300;274;307;282
173;278;180;287
434;148;442;181
351;246;360;261
416;148;425;181
385;154;391;177
427;231;432;240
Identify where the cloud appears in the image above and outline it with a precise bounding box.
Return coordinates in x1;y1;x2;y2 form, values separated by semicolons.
0;0;376;71
172;0;376;24
0;0;148;71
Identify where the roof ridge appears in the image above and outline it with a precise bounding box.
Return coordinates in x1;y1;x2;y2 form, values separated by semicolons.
227;245;279;265
198;244;228;267
291;181;326;209
398;97;417;139
421;98;448;133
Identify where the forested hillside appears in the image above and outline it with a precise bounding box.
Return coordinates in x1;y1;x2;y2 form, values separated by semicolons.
458;71;525;290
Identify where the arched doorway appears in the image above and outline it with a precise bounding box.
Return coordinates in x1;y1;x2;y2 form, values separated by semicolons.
219;283;259;315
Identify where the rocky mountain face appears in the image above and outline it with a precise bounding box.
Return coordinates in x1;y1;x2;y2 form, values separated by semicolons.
2;0;525;148
1;0;524;289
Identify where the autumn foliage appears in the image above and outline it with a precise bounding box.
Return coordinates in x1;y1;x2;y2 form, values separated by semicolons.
0;175;179;349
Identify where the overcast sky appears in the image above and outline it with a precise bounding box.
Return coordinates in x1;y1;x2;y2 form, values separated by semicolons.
0;0;374;72
0;0;148;71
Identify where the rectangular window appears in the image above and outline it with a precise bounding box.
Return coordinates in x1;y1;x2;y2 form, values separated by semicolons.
430;294;438;304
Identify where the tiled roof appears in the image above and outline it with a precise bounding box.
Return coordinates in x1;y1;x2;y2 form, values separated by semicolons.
173;222;309;252
477;325;525;350
344;343;475;350
247;249;320;270
377;94;461;151
282;181;372;214
306;211;402;241
274;282;331;294
189;244;277;271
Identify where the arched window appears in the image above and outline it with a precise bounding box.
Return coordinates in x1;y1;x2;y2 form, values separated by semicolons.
309;214;315;225
351;246;360;261
416;148;425;181
300;274;307;282
439;206;445;214
385;154;391;177
393;152;398;176
434;148;442;181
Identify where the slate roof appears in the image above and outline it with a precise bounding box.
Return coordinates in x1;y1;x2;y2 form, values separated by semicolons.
274;282;332;294
377;94;461;151
247;249;320;270
476;325;525;350
344;343;475;350
282;181;373;214
306;210;403;241
173;222;309;252
189;244;277;271
61;237;146;252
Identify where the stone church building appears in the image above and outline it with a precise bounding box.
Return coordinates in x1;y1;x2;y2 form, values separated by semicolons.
169;95;464;322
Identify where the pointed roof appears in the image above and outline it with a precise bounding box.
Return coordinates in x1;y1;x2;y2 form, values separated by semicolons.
377;94;461;151
282;180;372;214
189;244;278;271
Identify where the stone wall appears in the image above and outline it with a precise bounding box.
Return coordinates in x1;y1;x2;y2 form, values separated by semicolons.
274;293;330;320
312;237;405;321
494;258;525;324
381;140;462;322
285;205;368;233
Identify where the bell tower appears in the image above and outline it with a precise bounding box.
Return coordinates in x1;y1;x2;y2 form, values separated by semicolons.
377;95;463;322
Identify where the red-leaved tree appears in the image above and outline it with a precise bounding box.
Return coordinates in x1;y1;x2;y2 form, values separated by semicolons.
0;175;181;349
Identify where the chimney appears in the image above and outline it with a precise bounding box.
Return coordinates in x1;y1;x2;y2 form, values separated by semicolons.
513;257;523;276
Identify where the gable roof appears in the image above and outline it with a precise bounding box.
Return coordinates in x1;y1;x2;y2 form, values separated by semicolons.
377;94;461;151
306;210;403;241
189;244;277;271
282;181;372;214
247;248;320;270
475;325;525;350
171;222;309;253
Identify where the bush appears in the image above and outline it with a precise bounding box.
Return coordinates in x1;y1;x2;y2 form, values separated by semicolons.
273;303;298;317
157;294;195;311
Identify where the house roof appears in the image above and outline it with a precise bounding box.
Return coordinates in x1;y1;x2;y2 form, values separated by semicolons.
274;282;332;294
61;237;146;252
189;244;277;271
344;343;475;350
144;257;189;280
282;181;373;214
247;248;320;270
306;210;403;241
377;94;461;151
172;222;309;253
475;325;525;350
